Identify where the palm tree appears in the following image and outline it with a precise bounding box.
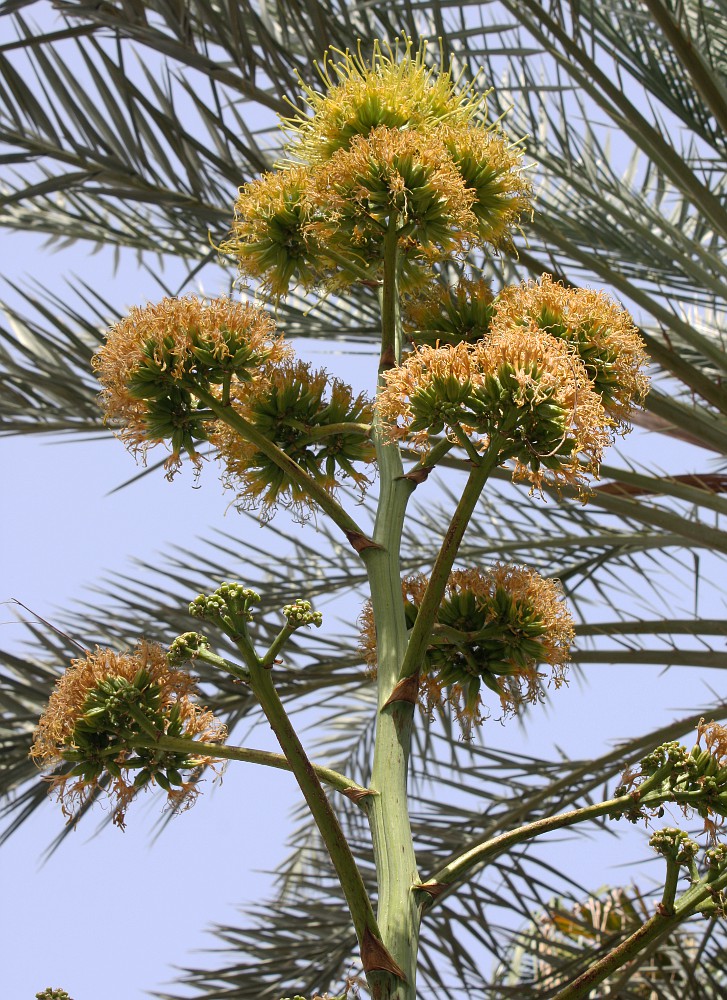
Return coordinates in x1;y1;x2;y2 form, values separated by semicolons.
2;0;726;996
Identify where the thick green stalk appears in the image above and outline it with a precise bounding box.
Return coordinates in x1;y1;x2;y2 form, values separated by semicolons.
364;224;420;999
134;734;370;799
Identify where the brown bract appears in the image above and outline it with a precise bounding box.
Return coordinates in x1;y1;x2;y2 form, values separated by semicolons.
31;641;226;826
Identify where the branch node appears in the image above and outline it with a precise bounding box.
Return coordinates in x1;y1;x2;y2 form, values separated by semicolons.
343;787;377;805
414;881;445;898
344;529;383;553
384;673;419;708
361;927;407;980
398;466;432;486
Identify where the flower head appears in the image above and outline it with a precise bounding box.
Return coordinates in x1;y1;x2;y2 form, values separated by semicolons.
378;327;611;493
377;341;476;449
221;167;331;298
361;564;573;729
403;277;495;347
227;39;531;296
306;125;478;270
212;358;375;520
438;122;532;250
31;641;226;828
283;36;489;164
493;274;649;430
94;296;289;468
471;326;611;492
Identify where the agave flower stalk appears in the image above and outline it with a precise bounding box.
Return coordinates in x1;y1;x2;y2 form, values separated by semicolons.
189;584;399;979
362;222;421;997
47;34;663;1000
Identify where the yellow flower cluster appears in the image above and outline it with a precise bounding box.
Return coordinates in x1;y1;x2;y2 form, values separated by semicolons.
493;274;650;433
378;327;610;492
222;37;531;297
360;563;573;728
378;274;649;491
211;358;375;520
93;296;289;469
31;642;225;828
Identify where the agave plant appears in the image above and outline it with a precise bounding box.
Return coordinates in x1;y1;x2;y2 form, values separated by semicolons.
2;1;726;998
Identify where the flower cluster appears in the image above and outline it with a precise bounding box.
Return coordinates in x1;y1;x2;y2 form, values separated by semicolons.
492;274;649;433
93;296;289;470
403;276;495;348
283;599;323;629
378;328;610;492
379;274;649;491
31;642;226;828
361;563;573;726
221;37;531;297
211;358;375;519
616;721;727;838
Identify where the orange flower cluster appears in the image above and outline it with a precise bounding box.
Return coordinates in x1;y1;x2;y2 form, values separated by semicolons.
378;274;649;492
31;642;225;828
94;295;289;469
361;564;573;728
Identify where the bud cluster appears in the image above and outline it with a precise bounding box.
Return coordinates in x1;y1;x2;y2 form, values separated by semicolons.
650;827;699;866
283;599;323;629
617;723;727;831
167;631;211;666
649;829;727;917
189;583;262;635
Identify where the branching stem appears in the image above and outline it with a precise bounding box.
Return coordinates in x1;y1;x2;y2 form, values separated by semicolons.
133;734;370;799
397;437;505;682
191;385;372;549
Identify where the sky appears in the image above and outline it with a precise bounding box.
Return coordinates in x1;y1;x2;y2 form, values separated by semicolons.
2;8;726;1000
